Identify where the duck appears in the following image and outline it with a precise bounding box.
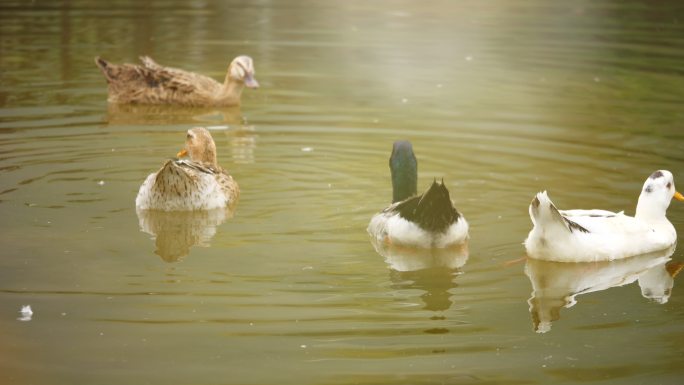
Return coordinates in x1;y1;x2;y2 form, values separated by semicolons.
94;55;258;106
135;127;239;211
367;141;469;249
524;170;684;263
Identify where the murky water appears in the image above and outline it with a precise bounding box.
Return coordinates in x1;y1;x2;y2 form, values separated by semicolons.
2;1;684;384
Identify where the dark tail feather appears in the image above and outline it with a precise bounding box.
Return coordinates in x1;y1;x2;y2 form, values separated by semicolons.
396;180;460;233
94;56;114;81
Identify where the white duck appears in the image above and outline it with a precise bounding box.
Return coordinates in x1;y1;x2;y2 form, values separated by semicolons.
367;141;469;249
135;127;239;211
525;170;683;262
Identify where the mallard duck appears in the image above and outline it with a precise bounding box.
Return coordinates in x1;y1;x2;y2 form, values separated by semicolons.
94;55;258;106
367;141;469;248
135;127;239;211
525;170;684;262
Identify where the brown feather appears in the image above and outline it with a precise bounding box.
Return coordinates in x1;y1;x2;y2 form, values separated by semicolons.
94;55;256;106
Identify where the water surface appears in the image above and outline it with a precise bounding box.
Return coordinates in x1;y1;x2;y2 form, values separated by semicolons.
2;1;684;384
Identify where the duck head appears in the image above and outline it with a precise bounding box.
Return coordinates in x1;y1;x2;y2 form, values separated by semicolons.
228;55;259;89
389;140;418;203
635;170;684;220
176;127;218;167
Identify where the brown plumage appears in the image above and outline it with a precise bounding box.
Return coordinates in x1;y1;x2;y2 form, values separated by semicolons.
135;127;239;211
94;55;258;106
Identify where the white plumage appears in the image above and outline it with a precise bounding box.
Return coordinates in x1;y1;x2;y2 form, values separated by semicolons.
368;206;469;248
525;170;683;262
136;160;231;211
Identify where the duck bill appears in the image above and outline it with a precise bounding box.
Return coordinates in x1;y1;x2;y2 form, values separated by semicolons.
176;149;188;158
666;261;684;278
674;191;684;201
243;74;259;89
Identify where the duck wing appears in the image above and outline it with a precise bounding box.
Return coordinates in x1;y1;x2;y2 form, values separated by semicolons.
137;56;220;95
562;209;653;235
531;192;654;235
95;56;219;98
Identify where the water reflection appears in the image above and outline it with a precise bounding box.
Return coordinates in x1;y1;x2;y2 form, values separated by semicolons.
389;267;461;315
371;238;469;272
224;124;257;164
525;246;682;333
136;206;235;262
105;104;245;125
372;238;468;329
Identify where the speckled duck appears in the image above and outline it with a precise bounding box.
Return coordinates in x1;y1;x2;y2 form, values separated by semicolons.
95;55;258;106
136;127;239;211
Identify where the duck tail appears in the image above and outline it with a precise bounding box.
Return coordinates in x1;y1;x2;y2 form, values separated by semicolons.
94;56;116;82
409;179;460;233
139;56;160;69
529;191;588;233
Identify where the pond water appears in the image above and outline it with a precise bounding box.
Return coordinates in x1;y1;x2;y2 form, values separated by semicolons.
1;1;684;384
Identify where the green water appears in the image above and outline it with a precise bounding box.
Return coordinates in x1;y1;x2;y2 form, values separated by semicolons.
1;1;684;384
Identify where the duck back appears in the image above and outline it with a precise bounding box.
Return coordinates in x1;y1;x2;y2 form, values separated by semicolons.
95;57;223;106
136;160;236;211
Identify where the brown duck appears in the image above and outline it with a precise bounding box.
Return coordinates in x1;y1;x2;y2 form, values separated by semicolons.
135;127;239;211
94;55;258;106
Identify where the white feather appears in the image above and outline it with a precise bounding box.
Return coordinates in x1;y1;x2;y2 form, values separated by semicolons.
18;305;33;322
368;210;469;249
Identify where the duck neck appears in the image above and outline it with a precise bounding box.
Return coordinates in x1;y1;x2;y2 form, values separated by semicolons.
390;161;417;203
191;145;218;169
204;149;219;169
389;141;418;203
635;195;669;223
220;75;244;104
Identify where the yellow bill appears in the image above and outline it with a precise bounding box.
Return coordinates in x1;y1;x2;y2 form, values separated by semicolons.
674;191;684;201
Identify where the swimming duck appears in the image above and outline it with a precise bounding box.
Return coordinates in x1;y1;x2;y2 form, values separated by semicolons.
94;55;258;106
524;170;684;263
367;141;469;248
135;127;239;211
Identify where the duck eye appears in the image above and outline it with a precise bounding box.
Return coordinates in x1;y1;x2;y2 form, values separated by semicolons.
667;182;672;189
186;133;193;140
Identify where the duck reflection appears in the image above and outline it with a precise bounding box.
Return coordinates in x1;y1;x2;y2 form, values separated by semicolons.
226;124;257;164
107;103;258;164
372;238;468;312
136;206;235;262
105;103;245;125
525;246;683;333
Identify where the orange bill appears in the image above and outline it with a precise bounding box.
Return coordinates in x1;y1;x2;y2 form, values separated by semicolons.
674;191;684;201
666;261;684;278
176;149;188;158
